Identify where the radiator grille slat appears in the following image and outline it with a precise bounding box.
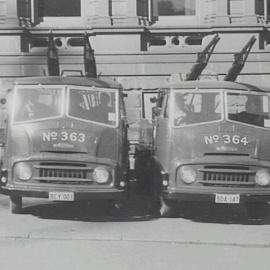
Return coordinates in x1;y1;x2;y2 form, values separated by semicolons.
199;166;255;186
34;163;94;185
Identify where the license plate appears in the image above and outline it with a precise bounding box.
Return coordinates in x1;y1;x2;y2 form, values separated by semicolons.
215;194;240;204
49;192;74;201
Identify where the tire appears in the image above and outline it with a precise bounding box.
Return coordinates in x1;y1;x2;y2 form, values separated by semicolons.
246;202;268;219
10;196;23;214
159;198;178;218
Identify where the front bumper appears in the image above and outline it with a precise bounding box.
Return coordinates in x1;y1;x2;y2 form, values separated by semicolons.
2;153;128;201
1;185;127;201
162;186;270;203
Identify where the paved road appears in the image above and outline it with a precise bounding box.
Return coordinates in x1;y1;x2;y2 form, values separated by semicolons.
0;189;270;270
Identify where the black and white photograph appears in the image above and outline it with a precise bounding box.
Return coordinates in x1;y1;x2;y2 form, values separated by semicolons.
0;0;270;269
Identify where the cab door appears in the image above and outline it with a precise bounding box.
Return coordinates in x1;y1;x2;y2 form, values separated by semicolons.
154;92;171;170
119;92;129;172
0;95;9;166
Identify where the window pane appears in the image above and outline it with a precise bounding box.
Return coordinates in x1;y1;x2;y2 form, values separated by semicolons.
255;0;270;16
174;91;221;126
38;0;81;17
68;89;118;127
227;93;270;128
158;0;196;16
255;0;264;15
14;87;63;122
137;0;149;17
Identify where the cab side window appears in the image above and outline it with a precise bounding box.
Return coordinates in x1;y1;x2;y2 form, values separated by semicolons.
228;93;270;128
174;91;222;126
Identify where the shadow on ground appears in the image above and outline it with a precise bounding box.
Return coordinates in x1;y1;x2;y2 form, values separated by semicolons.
21;196;158;222
19;197;270;225
2;182;270;224
167;201;270;225
19;183;159;222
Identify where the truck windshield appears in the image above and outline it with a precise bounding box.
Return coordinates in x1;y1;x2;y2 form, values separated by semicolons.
227;92;270;128
68;88;118;126
173;91;222;126
13;87;64;123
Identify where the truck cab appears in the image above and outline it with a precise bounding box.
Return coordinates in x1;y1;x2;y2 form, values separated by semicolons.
153;80;270;218
0;76;129;213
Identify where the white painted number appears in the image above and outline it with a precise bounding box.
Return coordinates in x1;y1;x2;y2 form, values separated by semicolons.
240;137;248;146
61;131;68;141
70;132;77;142
204;134;248;146
223;134;231;144
43;131;86;143
232;135;240;144
78;133;86;142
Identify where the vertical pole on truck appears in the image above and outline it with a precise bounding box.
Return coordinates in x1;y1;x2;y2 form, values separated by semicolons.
83;33;97;78
47;31;60;76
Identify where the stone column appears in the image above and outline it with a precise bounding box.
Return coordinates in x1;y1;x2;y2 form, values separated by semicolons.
126;0;140;25
111;0;140;26
215;0;229;24
0;0;19;27
244;0;259;23
197;0;205;24
87;0;111;26
0;0;6;24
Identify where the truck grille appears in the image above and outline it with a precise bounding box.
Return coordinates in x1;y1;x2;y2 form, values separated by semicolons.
199;166;255;186
34;163;94;185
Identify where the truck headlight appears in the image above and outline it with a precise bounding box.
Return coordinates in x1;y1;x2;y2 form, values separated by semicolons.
93;166;110;184
15;162;32;181
255;169;270;186
179;165;196;184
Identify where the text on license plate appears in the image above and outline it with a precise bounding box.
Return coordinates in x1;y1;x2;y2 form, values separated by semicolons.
215;194;240;204
49;192;74;201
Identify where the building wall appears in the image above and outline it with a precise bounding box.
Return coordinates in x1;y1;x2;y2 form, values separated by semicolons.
0;0;270;90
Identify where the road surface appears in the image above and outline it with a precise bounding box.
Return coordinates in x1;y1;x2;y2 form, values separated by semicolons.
0;188;269;270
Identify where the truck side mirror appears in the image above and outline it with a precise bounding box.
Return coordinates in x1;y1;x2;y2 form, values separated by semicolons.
152;107;161;117
0;98;6;105
0;128;6;147
150;97;158;103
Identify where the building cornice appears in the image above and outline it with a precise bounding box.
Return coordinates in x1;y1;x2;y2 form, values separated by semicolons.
1;24;270;36
147;25;269;34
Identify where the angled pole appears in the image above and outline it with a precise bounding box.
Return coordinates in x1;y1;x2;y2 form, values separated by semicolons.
185;34;220;81
224;35;256;82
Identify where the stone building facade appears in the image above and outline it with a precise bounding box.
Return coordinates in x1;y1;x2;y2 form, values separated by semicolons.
0;0;270;89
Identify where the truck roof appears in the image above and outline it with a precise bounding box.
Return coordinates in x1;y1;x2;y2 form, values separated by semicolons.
14;76;122;89
168;80;270;93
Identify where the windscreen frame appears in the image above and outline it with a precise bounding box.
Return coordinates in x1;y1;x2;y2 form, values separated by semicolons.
171;88;224;128
66;85;119;128
12;84;65;124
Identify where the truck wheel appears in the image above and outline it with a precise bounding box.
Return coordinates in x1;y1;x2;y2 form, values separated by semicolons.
159;198;178;218
10;196;23;214
246;202;268;219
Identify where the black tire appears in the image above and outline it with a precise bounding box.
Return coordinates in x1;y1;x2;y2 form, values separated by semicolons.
159;198;178;218
246;202;268;219
10;196;23;214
